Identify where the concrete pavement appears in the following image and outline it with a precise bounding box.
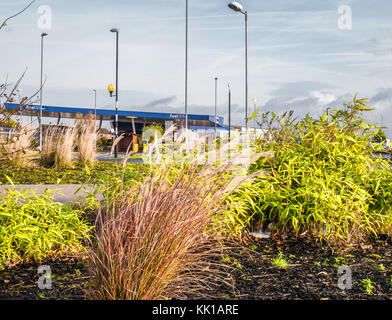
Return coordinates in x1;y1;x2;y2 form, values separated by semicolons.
0;184;100;204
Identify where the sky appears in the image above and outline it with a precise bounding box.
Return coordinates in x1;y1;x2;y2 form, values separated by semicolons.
1;0;392;134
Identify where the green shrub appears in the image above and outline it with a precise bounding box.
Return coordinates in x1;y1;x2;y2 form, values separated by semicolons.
0;188;92;268
221;97;392;244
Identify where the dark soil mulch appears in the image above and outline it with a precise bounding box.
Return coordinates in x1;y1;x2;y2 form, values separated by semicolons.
0;257;89;300
0;236;391;300
211;235;392;300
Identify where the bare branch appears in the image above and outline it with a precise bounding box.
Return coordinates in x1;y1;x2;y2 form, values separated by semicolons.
0;0;36;31
0;69;46;125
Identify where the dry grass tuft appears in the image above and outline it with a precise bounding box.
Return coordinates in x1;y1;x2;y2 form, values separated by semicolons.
0;127;34;168
76;117;97;166
41;125;76;168
87;128;263;300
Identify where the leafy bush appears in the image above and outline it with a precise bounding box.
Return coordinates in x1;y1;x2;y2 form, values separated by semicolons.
222;97;392;244
96;137;113;152
142;123;165;143
372;128;387;143
0;188;92;268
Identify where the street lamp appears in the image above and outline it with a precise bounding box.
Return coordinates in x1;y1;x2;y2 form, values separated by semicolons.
92;89;97;123
252;98;258;134
214;77;218;136
17;89;22;125
110;28;119;158
228;83;231;140
228;1;248;132
185;0;189;132
39;32;48;152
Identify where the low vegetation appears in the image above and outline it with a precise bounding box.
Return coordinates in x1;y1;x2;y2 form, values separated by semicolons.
271;252;290;268
359;278;376;295
222;97;392;244
41;125;76;168
0;162;149;185
76;117;97;166
87;131;262;300
0;127;33;168
0;188;91;268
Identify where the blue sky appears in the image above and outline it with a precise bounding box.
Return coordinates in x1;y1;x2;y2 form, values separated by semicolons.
1;0;392;133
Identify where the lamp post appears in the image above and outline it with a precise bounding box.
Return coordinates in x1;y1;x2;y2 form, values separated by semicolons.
214;77;218;136
17;88;22;125
39;32;48;152
185;0;189;132
228;83;231;140
228;2;248;132
110;28;119;158
252;98;258;134
92;89;97;123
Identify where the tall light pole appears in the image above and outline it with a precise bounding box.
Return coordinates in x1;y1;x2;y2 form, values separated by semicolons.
185;0;189;132
92;89;97;123
110;28;119;158
252;98;258;134
228;83;231;140
17;88;22;125
214;77;218;136
228;2;248;132
39;32;48;152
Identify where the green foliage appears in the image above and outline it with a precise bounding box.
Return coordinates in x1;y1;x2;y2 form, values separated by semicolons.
372;128;387;142
142;123;165;143
359;278;376;295
142;123;165;136
0;188;92;268
96;137;113;152
0;161;149;185
376;264;385;271
0;117;21;129
222;97;392;244
271;252;289;268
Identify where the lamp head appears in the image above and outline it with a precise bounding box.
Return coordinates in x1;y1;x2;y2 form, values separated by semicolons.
41;32;48;37
108;84;115;97
228;2;244;12
110;28;119;33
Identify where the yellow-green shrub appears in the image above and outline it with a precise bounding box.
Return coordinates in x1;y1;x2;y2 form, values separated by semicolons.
221;97;392;244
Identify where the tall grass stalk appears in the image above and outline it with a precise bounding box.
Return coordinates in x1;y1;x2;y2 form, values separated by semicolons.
88;130;264;300
41;125;76;168
76;117;97;166
0;127;33;168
